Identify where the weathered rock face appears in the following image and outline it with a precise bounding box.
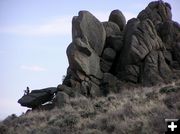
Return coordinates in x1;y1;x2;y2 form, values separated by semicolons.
141;51;172;86
64;1;180;97
67;37;103;81
138;0;172;25
117;18;163;67
72;11;106;56
114;18;165;84
113;1;180;86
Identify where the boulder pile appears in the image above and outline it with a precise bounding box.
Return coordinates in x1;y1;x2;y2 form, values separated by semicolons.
62;1;180;97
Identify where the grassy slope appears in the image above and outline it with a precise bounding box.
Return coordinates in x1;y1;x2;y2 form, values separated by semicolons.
0;82;180;134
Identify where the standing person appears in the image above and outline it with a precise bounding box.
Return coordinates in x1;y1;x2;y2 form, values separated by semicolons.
24;87;30;95
26;87;30;94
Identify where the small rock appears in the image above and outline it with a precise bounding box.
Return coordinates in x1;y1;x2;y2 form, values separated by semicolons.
57;84;75;97
102;47;116;62
160;86;180;94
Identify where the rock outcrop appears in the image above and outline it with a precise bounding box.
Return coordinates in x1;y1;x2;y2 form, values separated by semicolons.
18;1;180;109
18;87;57;109
63;1;180;97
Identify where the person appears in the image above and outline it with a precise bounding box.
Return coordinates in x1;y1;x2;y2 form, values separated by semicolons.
81;80;92;97
24;87;30;95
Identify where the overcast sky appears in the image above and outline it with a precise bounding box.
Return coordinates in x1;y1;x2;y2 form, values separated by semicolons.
0;0;179;120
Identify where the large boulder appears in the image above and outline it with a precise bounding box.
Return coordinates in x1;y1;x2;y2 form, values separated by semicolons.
18;87;57;108
67;37;103;81
109;10;126;31
72;11;106;56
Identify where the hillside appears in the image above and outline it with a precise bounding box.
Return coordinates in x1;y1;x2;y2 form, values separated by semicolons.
1;82;180;134
1;1;180;134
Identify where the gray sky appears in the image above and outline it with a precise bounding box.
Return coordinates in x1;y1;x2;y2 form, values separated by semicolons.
0;0;179;120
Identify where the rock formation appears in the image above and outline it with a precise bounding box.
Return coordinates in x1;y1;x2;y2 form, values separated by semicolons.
18;87;57;109
17;1;180;109
62;0;180;97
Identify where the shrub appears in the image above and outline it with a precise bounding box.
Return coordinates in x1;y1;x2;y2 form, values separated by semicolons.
0;123;7;134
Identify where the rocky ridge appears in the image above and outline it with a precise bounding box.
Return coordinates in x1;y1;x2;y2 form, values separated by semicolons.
62;0;180;98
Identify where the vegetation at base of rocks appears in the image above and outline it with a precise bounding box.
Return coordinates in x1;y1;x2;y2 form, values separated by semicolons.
1;82;180;134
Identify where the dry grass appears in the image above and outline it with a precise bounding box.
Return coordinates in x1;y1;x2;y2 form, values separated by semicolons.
0;82;180;134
